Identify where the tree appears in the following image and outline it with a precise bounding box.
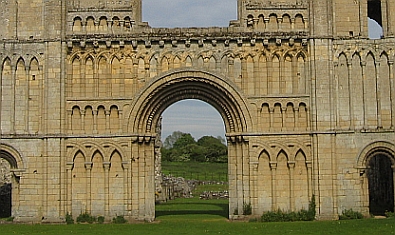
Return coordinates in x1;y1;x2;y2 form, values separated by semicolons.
163;131;185;149
161;132;228;162
197;136;228;162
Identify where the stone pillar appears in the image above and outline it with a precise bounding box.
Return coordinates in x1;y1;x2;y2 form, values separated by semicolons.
269;107;274;132
375;61;383;129
93;110;98;134
227;138;237;217
10;65;16;134
80;110;86;134
105;110;110;131
306;161;313;198
306;107;311;131
66;162;73;214
294;107;300;131
85;162;92;213
347;61;354;129
118;110;123;133
281;107;287;131
361;62;367;129
250;161;259;214
103;162;110;217
288;161;295;211
359;167;369;215
270;161;277;211
122;161;131;213
25;66;30;133
388;60;395;129
67;110;72;134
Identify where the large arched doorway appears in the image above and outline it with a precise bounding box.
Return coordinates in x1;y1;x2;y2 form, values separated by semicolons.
367;152;394;215
127;69;252;220
0;158;12;218
156;99;228;219
0;146;24;219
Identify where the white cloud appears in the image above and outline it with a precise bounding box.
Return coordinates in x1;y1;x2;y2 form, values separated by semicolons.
142;0;237;27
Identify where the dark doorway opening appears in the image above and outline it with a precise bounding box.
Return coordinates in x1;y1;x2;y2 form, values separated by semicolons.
368;154;394;215
0;183;12;218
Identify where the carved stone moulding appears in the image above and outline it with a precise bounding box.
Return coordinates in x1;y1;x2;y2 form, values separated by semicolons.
66;36;309;50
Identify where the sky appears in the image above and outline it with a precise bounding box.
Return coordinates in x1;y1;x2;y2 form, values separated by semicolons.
142;1;383;140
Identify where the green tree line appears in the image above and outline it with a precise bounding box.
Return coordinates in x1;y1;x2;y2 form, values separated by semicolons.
161;131;227;163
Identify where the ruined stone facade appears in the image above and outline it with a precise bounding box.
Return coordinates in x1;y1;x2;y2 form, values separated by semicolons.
0;0;395;222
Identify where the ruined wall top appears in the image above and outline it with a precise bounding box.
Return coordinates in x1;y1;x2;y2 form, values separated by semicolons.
1;0;395;41
68;0;136;10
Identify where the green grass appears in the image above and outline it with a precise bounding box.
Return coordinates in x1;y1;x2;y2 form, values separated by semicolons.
161;161;228;181
156;197;229;220
3;197;394;235
1;216;394;235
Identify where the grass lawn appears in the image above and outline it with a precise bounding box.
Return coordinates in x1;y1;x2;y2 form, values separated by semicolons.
161;161;228;181
2;197;395;235
1;215;394;235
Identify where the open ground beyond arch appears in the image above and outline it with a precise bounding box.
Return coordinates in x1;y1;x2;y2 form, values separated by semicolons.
0;0;395;223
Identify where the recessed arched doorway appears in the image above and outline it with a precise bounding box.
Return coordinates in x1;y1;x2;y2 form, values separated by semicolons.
0;146;24;219
0;159;12;218
367;152;394;215
127;69;252;221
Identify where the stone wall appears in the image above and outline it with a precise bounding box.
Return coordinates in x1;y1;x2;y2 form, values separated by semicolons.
0;0;394;223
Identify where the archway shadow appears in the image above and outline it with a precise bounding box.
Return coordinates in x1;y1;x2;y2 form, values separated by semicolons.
156;199;229;219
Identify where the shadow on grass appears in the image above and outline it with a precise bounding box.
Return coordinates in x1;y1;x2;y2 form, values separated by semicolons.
156;199;229;219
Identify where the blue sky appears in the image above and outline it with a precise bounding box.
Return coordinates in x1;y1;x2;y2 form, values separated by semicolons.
142;0;237;28
142;1;383;140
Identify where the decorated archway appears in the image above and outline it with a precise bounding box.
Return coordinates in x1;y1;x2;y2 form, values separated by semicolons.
0;144;25;218
126;69;253;220
356;141;395;215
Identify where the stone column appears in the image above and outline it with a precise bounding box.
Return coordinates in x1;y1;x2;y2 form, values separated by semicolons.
375;61;383;128
66;162;73;214
118;110;123;133
105;110;110;132
10;65;16;134
241;57;247;93
270;161;277;211
67;110;72;134
80;110;86;134
122;161;131;213
306;107;311;131
269;107;274;132
103;162;110;217
291;18;295;30
107;20;112;34
264;18;269;32
85;162;92;213
388;60;395;129
281;107;287;131
288;161;296;211
131;140;139;216
25;66;30;133
306;161;312;198
359;167;369;215
94;20;99;34
361;61;367;129
93;110;98;134
82;20;86;34
347;61;355;129
250;161;259;214
227;139;237;217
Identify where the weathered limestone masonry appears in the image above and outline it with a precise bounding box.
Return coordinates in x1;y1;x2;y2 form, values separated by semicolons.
0;0;394;222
